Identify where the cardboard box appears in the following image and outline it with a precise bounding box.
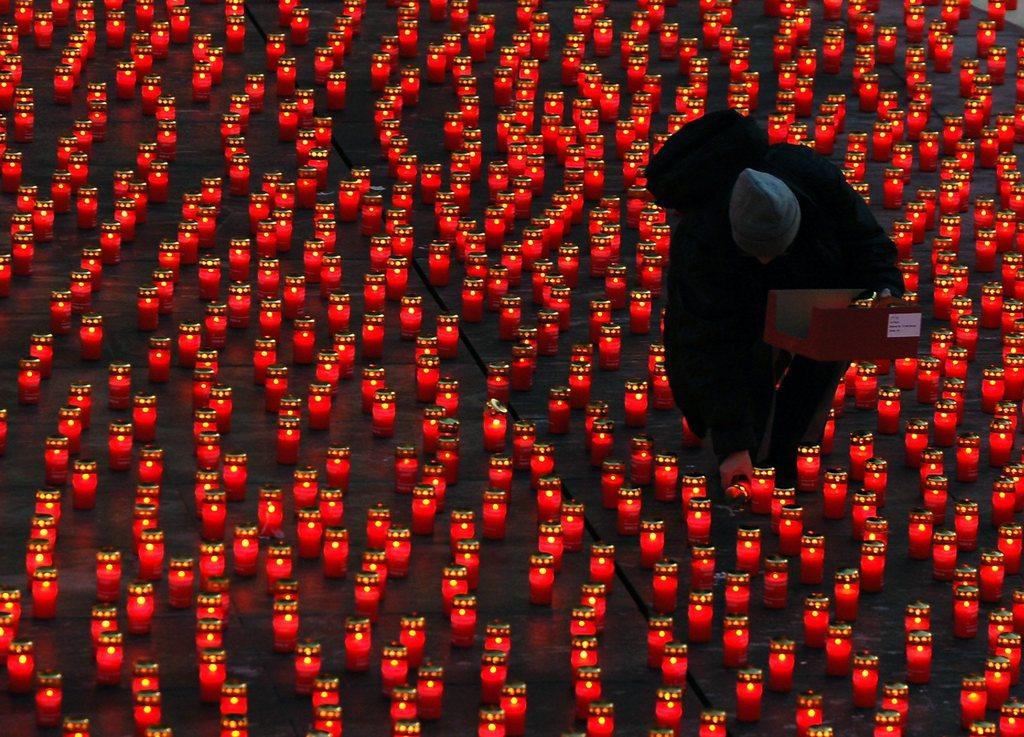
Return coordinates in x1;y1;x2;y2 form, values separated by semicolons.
764;289;922;361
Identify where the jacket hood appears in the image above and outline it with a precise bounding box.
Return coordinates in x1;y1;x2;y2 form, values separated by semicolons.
644;109;770;213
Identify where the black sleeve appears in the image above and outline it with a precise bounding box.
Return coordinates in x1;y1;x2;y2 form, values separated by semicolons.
817;157;905;296
666;235;763;459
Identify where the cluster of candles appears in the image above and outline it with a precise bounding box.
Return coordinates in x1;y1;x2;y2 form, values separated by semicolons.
3;0;682;734
4;0;1024;734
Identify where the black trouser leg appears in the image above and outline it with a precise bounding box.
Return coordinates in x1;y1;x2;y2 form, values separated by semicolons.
762;356;845;482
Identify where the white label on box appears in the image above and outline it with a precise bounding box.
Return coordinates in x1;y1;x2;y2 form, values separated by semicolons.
887;312;922;338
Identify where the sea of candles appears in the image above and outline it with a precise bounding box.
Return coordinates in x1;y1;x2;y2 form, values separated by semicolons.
1;0;1023;734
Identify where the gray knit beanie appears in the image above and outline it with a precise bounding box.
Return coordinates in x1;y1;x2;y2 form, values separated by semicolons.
729;168;801;260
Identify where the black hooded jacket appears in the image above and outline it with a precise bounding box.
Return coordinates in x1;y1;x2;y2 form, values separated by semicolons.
646;110;904;459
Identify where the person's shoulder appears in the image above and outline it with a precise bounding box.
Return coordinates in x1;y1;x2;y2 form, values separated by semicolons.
765;143;841;183
764;143;847;206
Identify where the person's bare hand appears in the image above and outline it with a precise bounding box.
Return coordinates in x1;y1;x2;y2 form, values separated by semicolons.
720;450;754;487
853;288;901;308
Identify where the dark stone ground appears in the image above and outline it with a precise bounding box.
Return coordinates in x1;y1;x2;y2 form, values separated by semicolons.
0;0;1021;735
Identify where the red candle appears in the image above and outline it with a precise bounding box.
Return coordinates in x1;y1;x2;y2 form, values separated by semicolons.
167;557;194;609
900;602;931;638
994;478;1017;527
35;671;62;727
989;615;1012;660
961;674;988;728
894;357;917;390
380;643;410;695
687;591;713;643
999;524;1023;574
904;629;933;685
301;382;331;430
292;642;321;696
883;168;905;209
17;357;41;404
860;541;886;592
411;485;437;536
730;525;759;573
913;509;937;560
736;668;763;722
853;652;880;708
480;652;508;705
640;520;666;568
226;525;255;579
624;380;649;427
436;315;459;358
31;568;57;619
825;623;853;676
778;505;804;556
722;571;751;616
956;433;981;482
7;639;35;693
80;314;104;360
573;663;602;720
723;615;750;668
353;570;382;621
981;550;1006;602
763;556;789;609
875;386;900;434
800;534;825;585
137;530;165;581
863;460;888;508
322;528;348;578
848;431;874;481
482;490;509;540
529;554;555;605
796;444;821;491
293;507;322;559
933;530;958;579
95;549;121;602
371;390;397;438
766;637;796;693
803;594;830;648
903;421;930;472
28;336;53;379
614;487;638;532
925;472;946;524
483;400;508;452
416;663;444;720
834;569;860;621
653;561;680;614
449;595;477;648
126;582;155;634
96;632;124;686
197;649;226;703
990;419;1014;467
916;357;942;403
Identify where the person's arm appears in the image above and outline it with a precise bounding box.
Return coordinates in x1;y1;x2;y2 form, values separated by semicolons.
818;158;905;296
673;320;758;459
667;249;762;460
